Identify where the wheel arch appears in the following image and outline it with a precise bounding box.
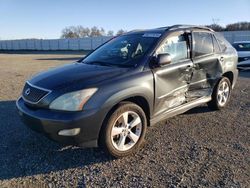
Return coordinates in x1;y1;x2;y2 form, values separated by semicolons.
222;71;234;86
98;95;151;147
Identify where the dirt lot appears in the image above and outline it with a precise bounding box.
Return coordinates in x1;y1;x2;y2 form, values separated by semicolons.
0;52;249;187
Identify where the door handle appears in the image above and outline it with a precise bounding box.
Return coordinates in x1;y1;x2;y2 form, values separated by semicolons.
185;65;193;72
220;57;224;62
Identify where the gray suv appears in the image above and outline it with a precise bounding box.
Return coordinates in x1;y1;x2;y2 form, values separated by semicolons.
17;25;238;158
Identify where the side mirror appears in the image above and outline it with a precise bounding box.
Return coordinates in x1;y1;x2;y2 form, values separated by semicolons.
157;53;172;66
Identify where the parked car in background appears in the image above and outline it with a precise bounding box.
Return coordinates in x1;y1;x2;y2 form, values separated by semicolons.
16;25;238;158
233;41;250;70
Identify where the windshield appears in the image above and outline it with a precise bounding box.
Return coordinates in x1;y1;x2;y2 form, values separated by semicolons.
82;33;160;67
233;43;250;51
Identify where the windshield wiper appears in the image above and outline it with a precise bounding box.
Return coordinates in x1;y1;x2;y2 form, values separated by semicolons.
84;61;132;68
84;61;112;67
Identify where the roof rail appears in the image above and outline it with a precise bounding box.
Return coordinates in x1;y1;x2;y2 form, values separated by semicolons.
167;25;214;32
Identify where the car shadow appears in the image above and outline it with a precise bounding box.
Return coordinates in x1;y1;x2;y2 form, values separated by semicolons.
239;70;250;78
0;100;113;181
183;105;212;115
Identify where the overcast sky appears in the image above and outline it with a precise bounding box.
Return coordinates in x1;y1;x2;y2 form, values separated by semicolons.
0;0;250;40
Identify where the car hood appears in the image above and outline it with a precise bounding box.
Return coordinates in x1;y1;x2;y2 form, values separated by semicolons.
29;63;129;91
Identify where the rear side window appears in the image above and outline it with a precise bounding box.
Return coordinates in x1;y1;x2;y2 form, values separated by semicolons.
193;32;213;57
217;38;227;52
214;33;228;52
212;35;221;53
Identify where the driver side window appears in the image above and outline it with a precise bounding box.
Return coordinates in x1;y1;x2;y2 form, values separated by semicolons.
156;34;188;63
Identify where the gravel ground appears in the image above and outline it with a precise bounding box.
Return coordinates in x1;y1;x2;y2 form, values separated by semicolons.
0;52;249;187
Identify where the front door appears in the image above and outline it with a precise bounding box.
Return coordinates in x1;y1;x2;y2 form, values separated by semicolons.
152;31;193;116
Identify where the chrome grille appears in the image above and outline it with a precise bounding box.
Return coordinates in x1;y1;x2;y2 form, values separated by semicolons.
22;82;50;103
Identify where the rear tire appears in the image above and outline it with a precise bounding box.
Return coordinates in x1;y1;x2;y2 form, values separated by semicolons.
207;77;232;110
100;102;147;158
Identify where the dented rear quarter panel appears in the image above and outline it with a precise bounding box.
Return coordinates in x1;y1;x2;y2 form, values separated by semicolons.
221;46;238;88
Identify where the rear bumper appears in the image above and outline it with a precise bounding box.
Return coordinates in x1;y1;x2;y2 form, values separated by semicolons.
16;97;107;147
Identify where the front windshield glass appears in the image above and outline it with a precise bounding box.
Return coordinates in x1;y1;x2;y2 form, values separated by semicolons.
83;33;161;67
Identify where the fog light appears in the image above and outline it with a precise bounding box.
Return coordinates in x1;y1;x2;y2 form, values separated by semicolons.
58;128;80;136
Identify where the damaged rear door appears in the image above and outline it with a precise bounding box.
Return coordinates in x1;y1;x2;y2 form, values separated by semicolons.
152;31;193;116
188;31;223;99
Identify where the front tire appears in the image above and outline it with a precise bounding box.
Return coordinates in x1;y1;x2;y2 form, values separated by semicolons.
208;77;232;110
100;102;147;158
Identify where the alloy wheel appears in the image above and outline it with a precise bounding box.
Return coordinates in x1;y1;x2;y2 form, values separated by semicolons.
217;81;230;106
111;111;142;151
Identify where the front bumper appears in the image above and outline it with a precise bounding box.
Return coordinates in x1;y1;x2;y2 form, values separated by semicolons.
16;97;107;147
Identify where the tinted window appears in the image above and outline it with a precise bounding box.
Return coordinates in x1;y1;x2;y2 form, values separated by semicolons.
193;32;213;57
156;34;188;63
233;43;250;51
212;35;221;53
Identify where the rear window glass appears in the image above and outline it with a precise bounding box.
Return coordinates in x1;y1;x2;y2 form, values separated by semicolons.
233;43;250;51
193;32;213;57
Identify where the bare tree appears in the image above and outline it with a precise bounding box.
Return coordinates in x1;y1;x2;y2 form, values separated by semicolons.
90;26;102;37
76;26;90;37
61;26;79;38
212;18;220;25
100;28;106;36
225;22;250;31
61;22;250;38
116;29;126;35
205;21;250;32
206;24;225;32
107;30;114;36
61;26;106;38
205;18;225;32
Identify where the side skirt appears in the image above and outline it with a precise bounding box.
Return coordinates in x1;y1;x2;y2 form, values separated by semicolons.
150;96;211;126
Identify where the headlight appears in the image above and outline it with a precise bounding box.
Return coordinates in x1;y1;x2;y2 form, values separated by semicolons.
49;88;97;111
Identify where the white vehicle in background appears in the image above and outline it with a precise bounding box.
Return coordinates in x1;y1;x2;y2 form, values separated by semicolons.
233;41;250;70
